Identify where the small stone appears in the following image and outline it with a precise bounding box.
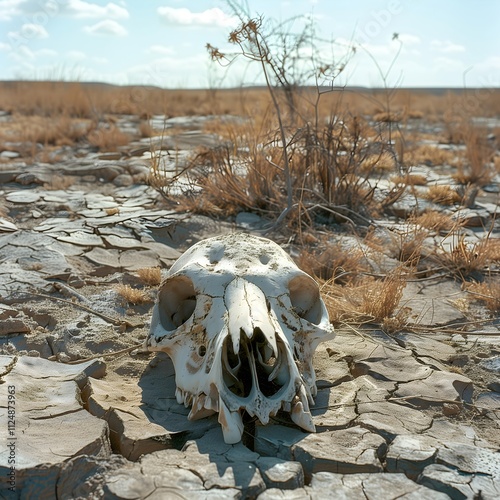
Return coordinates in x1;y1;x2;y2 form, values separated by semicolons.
394;370;473;407
0;150;20;159
256;457;304;489
442;402;461;416
113;174;134;187
6;190;42;203
0;318;31;335
292;427;386;481
104;469;156;499
419;463;500;499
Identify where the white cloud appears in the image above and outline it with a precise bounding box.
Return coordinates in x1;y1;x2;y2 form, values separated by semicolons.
67;50;87;60
8;44;35;61
157;7;237;28
0;0;23;21
36;48;57;57
6;0;129;19
431;40;465;53
0;42;11;51
19;22;49;39
432;56;465;70
148;44;175;56
398;34;420;45
83;20;128;36
63;0;129;19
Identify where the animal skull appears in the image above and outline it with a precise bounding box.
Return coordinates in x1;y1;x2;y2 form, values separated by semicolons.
146;233;334;443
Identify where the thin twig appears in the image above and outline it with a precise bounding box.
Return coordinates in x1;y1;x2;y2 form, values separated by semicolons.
26;291;144;328
64;344;145;365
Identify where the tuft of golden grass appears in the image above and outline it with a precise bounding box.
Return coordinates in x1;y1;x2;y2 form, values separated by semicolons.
412;211;456;232
373;111;402;123
390;173;427;186
136;267;162;286
116;284;150;305
321;270;407;326
407;144;459;167
433;235;500;279
88;125;131;152
452;126;494;186
465;280;500;313
139;120;154;138
0;115;92;152
424;185;462;205
297;243;369;284
43;175;78;190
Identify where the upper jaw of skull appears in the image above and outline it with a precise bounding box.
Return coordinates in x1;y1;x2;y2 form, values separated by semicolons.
146;233;334;444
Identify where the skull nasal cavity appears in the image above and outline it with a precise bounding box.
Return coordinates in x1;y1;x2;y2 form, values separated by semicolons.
158;276;196;330
223;328;283;399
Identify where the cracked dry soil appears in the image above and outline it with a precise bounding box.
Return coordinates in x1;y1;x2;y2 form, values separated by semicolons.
0;112;499;499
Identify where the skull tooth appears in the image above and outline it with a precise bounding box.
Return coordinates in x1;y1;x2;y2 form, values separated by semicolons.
282;401;291;412
175;388;184;405
204;395;219;412
184;392;193;407
218;397;244;444
291;400;316;433
188;393;216;421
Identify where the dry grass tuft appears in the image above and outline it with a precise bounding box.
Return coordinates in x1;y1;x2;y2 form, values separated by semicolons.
408;144;459;167
321;270;407;326
412;211;456;232
116;284;150;305
88;125;131;152
43;175;78;190
136;267;162;286
392;229;428;267
453;126;495;186
390;173;427;186
424;185;462;205
433;235;500;279
373;111;402;123
297;243;369;284
465;280;500;313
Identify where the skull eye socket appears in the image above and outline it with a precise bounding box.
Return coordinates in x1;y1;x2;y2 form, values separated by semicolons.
158;275;197;330
288;275;323;324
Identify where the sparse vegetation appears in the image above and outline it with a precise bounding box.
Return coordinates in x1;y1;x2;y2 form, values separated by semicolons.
0;8;498;338
116;284;150;305
465;280;500;313
424;185;462;205
136;267;162;286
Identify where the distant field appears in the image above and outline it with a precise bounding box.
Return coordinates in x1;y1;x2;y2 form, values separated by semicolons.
0;80;499;120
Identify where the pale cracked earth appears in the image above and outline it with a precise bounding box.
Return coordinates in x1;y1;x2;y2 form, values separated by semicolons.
0;113;499;499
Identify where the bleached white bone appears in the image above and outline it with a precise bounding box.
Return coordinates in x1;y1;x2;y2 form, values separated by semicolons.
146;232;334;443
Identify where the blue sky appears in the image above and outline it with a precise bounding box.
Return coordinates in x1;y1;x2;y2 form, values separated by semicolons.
0;0;499;88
